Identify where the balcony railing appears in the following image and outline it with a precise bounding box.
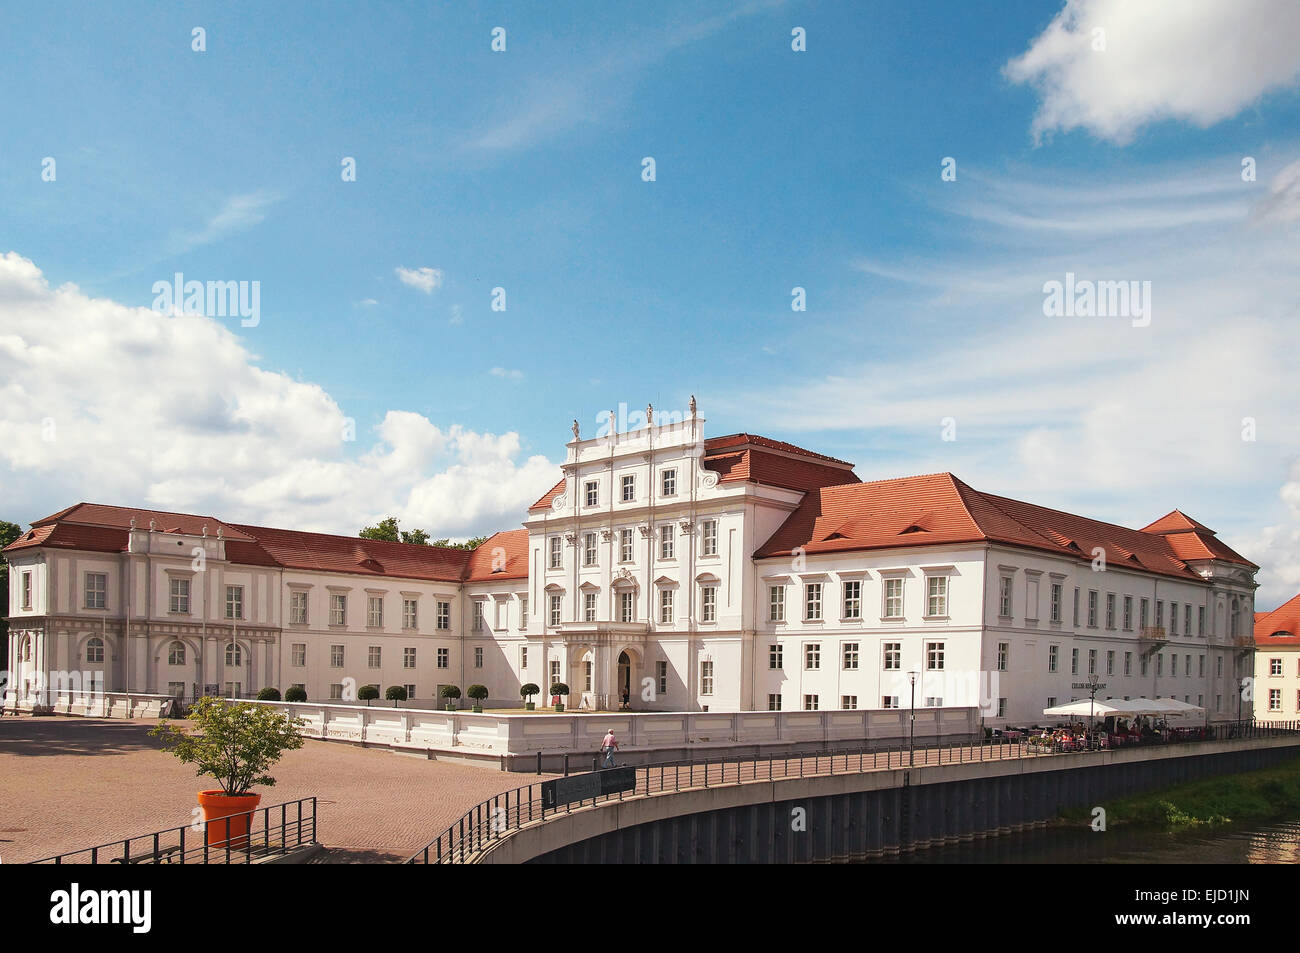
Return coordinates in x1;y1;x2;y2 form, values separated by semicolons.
1139;626;1168;641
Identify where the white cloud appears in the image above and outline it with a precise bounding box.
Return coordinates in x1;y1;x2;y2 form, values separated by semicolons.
394;266;443;293
174;191;280;253
0;253;554;537
1005;0;1300;143
490;367;524;380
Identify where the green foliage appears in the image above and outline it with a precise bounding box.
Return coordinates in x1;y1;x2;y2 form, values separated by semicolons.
357;684;380;701
385;685;408;701
284;686;307;702
149;697;305;796
467;684;489;702
357;518;488;550
256;687;282;701
427;536;490;550
439;684;461;699
520;683;540;700
549;682;569;696
0;520;24;641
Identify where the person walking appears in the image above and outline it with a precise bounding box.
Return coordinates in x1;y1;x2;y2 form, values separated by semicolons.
601;728;619;768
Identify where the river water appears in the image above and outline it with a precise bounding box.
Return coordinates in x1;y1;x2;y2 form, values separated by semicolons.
875;817;1300;864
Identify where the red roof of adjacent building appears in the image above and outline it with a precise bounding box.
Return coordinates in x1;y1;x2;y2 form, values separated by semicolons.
464;529;529;581
755;472;1252;581
1255;593;1300;646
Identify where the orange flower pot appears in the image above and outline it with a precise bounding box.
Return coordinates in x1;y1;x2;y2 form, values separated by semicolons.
198;790;262;849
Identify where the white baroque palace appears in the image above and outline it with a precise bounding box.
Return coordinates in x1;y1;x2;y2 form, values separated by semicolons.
4;403;1259;725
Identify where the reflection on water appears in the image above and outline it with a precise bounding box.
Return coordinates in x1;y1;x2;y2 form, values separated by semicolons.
871;817;1300;864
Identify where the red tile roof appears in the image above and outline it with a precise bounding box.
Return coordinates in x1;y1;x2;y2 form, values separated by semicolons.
30;502;255;540
464;529;529;581
756;472;1249;581
528;477;567;513
227;523;472;582
703;433;854;467
1255;593;1300;645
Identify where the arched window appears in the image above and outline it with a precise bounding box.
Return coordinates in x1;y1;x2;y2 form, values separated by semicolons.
86;637;104;663
168;641;186;665
225;642;242;667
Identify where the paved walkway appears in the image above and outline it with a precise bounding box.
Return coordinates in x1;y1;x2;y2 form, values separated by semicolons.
0;715;554;864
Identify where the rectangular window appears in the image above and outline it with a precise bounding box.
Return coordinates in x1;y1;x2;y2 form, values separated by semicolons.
520;646;528;669
701;586;717;623
882;696;899;709
403;647;416;669
805;583;822;621
925;696;944;707
660;525;675;560
657;660;667;696
1140;598;1149;629
661;468;677;497
1198;654;1205;677
1048;644;1059;673
1157;654;1164;677
702;520;718;557
291;643;306;667
769;693;783;711
437;601;450;630
1156;601;1164;628
1123;595;1133;631
549;536;562;570
926;576;948;617
1106;650;1115;675
804;694;819;711
1271;657;1283;676
473;602;484;632
330;594;346;626
585;481;598;507
1124;651;1132;676
403;598;417;629
769;585;786;622
841;695;858;710
1071;648;1079;675
883;642;901;670
997;642;1008;672
1170;602;1178;635
1087;590;1098;627
549;595;562;627
1184;605;1192;637
1088;648;1097;675
805;643;821;670
619;590;634;623
21;571;32;610
1185;653;1191;677
584;591;597;622
842;580;862;619
842;642;859;670
169;577;190;614
225;585;244;620
368;596;383;628
290;591;308;624
405;684;416;700
769;643;784;669
330;644;344;668
659;588;674;624
582;532;597;567
1270;689;1281;712
584;660;593;693
549;660;561;689
1198;606;1205;637
927;642;945;671
1142;654;1149;677
998;576;1013;617
1050;583;1062;623
84;572;107;609
883;578;903;619
997;698;1008;718
1073;588;1080;626
700;661;714;696
621;474;635;502
475;647;483;669
368;646;381;669
438;648;449;669
330;684;343;700
620;529;634;562
520;596;528;628
1105;593;1115;630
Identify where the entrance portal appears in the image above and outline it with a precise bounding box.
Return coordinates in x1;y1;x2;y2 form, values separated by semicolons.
617;651;631;709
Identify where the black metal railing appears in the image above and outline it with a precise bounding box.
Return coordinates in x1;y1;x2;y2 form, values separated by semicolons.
405;719;1300;864
30;797;317;865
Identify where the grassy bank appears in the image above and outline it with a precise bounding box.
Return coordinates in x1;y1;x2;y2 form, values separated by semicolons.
1061;755;1300;831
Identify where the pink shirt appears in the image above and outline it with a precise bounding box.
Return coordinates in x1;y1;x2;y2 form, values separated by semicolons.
602;733;617;749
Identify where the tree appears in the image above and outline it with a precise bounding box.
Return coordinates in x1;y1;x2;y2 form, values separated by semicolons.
149;697;305;796
359;518;436;546
0;520;24;643
439;684;461;710
284;686;307;702
520;683;540;702
429;536;490;550
467;685;489;711
256;687;281;701
385;685;408;701
357;684;380;702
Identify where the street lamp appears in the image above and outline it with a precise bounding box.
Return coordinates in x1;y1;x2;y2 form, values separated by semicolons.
1087;672;1100;743
908;670;919;766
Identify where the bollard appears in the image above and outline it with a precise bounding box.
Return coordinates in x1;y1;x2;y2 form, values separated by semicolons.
537;750;543;775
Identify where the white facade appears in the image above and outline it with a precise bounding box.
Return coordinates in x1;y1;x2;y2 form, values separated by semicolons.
4;409;1259;726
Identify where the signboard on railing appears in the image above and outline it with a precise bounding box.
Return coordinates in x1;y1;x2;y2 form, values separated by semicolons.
541;767;636;809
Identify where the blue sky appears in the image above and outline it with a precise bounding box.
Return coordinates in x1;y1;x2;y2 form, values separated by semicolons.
3;1;1300;604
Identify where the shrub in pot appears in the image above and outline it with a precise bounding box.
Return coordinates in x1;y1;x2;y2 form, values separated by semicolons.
385;685;408;705
520;683;540;711
467;684;489;713
440;684;461;711
257;687;282;701
357;684;380;705
150;696;305;848
284;686;307;702
550;682;569;712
